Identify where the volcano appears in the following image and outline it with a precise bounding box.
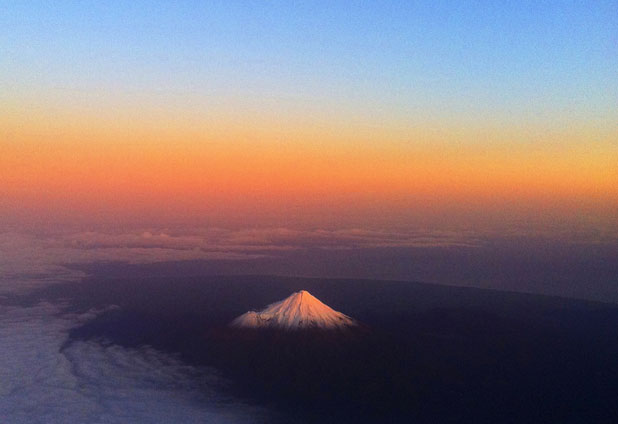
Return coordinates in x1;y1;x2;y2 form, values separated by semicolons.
229;290;358;330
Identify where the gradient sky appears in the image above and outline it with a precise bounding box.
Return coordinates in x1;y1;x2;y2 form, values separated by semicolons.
2;1;617;232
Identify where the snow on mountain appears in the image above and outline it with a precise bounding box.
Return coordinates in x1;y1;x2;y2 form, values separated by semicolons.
229;290;358;331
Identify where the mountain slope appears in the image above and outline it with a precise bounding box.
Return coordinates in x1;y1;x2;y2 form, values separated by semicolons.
230;290;358;330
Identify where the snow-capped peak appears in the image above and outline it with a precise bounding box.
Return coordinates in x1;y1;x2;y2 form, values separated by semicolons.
229;290;358;331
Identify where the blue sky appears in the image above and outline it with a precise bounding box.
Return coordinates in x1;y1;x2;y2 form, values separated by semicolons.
3;1;617;125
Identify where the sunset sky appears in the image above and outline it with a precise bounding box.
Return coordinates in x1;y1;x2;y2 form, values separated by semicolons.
2;1;617;233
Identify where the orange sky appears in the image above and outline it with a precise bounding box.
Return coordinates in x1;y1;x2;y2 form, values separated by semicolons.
1;106;616;232
2;2;617;236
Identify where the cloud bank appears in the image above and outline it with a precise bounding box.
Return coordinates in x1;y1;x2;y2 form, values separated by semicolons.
0;228;480;294
0;302;269;423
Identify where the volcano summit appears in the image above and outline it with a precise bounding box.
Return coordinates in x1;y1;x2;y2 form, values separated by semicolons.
230;290;358;331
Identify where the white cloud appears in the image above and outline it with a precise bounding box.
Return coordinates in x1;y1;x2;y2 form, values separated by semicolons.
0;302;269;423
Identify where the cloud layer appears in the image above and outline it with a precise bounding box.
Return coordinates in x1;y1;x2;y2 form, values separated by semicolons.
0;302;269;423
0;227;480;294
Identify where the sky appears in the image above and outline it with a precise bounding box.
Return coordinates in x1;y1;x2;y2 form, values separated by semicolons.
1;1;617;233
